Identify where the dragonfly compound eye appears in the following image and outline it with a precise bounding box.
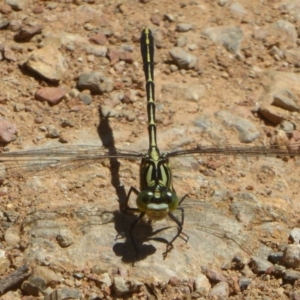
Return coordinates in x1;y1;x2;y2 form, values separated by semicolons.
136;190;154;212
161;190;179;212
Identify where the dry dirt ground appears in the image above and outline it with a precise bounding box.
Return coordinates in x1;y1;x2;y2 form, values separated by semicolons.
2;0;300;299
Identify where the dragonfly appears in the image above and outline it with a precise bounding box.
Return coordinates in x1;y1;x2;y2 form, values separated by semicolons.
1;28;300;262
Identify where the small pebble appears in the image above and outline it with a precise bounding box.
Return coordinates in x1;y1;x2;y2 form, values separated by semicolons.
202;267;227;282
4;229;20;247
218;0;228;6
250;256;273;274
89;32;107;45
176;36;188;47
208;282;229;299
56;229;74;247
170;64;178;72
0;119;17;143
6;0;26;11
283;269;300;282
150;14;161;26
113;276;129;296
15;24;43;41
69;89;80;98
91;265;106;275
169;47;198;69
239;277;251;291
21;276;46;296
47;287;82;300
164;14;175;22
35;87;65;105
194;274;211;296
188;44;197;51
32;5;44;14
0;19;10;29
268;252;284;264
34;266;59;286
0;4;13;14
283;244;300;268
47;125;60;138
176;23;193;32
79;92;93;105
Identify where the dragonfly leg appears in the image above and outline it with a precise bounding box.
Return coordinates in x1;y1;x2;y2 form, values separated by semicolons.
163;207;186;259
117;186;147;263
122;186;140;211
116;186;140;240
179;193;189;205
129;212;145;263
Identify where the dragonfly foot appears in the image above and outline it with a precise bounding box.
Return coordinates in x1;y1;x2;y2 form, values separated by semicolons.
163;244;174;260
115;232;126;241
180;231;189;243
132;251;140;266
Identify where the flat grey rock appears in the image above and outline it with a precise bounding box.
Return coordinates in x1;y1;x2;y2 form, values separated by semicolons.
20;200;270;281
250;256;273;274
272;90;299;112
161;83;206;102
202;26;243;55
271;20;297;46
77;72;114;94
215;110;260;143
176;23;193;32
169;47;198;69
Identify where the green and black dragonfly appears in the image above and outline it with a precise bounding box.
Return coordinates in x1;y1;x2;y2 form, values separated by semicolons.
1;28;300;259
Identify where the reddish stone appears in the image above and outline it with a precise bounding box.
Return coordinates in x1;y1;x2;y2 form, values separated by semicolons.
15;24;43;41
203;267;227;283
0;4;12;14
4;46;17;62
89;32;107;45
69;105;84;112
35;87;65;105
122;94;132;104
0;119;17;143
292;130;300;142
107;48;120;65
150;14;161;26
114;82;124;90
228;275;240;294
119;52;133;64
168;276;181;286
32;5;44;14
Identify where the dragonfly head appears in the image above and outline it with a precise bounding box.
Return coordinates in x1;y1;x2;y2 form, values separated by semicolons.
136;187;179;221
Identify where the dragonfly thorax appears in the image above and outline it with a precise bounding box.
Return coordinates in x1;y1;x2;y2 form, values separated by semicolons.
140;153;173;189
136;186;179;221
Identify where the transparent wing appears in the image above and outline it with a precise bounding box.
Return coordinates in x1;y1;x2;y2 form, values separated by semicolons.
175;197;290;258
1;141;300;178
168;141;300;158
0;145;144;160
0;145;144;178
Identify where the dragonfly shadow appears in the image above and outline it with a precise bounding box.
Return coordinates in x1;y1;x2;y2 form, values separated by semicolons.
113;210;155;263
97;110;155;262
97;109;127;210
113;211;176;264
96;109;174;262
